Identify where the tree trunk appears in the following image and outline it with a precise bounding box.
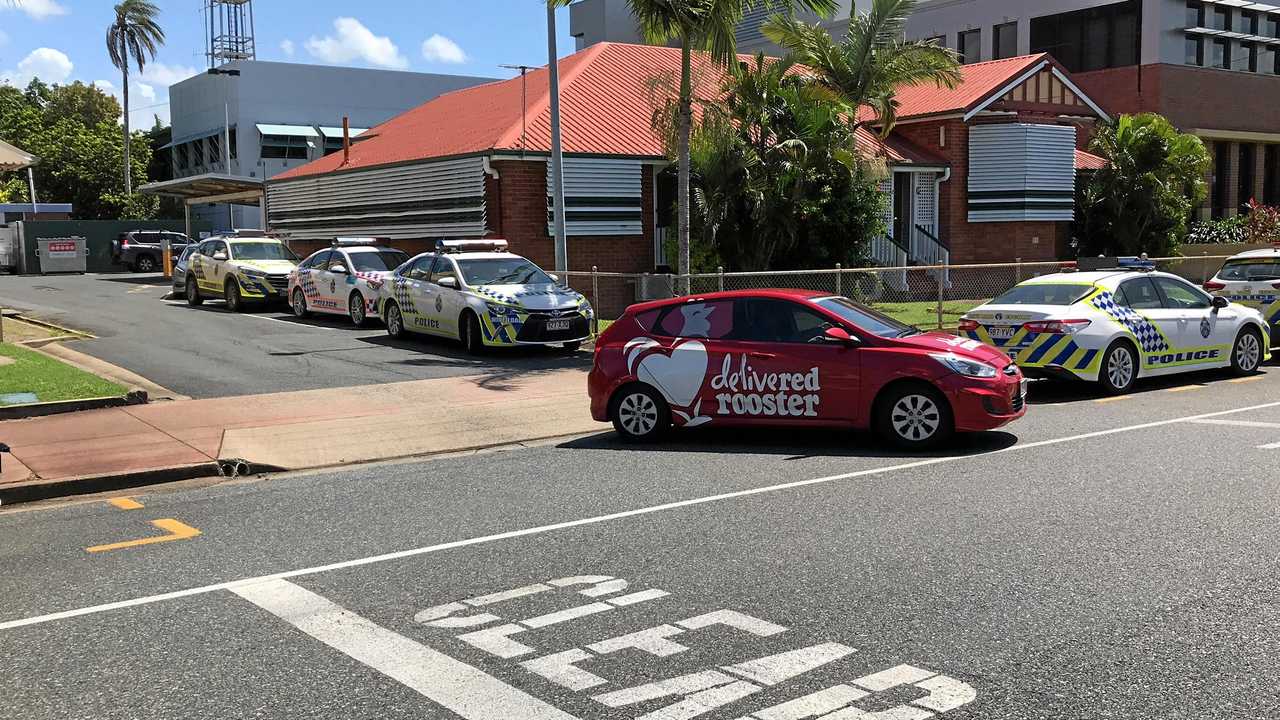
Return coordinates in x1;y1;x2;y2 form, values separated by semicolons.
677;42;693;295
121;40;132;196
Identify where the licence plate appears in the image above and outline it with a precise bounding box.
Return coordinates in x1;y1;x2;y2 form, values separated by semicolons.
546;319;571;331
988;325;1017;340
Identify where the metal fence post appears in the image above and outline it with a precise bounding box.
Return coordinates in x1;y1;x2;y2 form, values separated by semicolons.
667;272;677;298
1202;250;1210;283
936;269;945;331
1015;257;1022;284
834;263;842;297
591;266;600;336
717;266;724;292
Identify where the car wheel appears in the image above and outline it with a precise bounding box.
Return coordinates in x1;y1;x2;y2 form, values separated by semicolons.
385;302;406;339
460;311;484;355
135;254;157;273
562;341;582;353
609;385;670;442
186;276;203;307
225;279;244;313
349;292;368;326
291;288;310;318
1230;327;1263;376
875;383;954;450
1099;340;1138;394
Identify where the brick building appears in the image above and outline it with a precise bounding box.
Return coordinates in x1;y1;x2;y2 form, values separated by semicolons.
265;42;1109;271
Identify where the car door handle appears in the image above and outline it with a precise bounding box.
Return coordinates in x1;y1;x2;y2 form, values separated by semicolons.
749;351;777;359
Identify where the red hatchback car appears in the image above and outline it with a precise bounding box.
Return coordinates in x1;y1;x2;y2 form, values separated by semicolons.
588;290;1027;449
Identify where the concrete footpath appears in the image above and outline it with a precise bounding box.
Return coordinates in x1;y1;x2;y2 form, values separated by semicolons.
0;368;597;502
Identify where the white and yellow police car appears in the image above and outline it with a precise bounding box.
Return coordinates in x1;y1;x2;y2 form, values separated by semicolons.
1204;246;1280;347
961;260;1270;394
377;239;593;353
288;239;409;326
185;231;299;312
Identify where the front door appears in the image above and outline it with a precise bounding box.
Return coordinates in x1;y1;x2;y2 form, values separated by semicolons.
316;250;349;313
893;172;912;248
1153;275;1235;368
427;256;463;338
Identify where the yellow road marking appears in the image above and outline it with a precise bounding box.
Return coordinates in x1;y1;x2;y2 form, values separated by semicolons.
107;497;144;510
1229;376;1265;384
1166;385;1204;393
1094;396;1131;404
86;519;201;553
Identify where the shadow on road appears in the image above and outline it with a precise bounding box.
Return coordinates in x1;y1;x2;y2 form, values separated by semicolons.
98;273;172;286
561;425;1018;460
1028;367;1270;405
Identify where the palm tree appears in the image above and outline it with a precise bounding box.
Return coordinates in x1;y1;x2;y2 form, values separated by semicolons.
106;0;165;195
551;0;837;289
764;0;960;140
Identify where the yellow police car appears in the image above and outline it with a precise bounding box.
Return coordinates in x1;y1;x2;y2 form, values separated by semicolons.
185;230;300;312
1204;246;1280;348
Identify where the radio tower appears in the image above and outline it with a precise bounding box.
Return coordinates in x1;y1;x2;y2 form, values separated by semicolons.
206;0;256;68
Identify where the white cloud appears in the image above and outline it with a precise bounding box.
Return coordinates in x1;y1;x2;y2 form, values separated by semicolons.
1;47;73;87
421;34;466;64
305;17;408;70
94;78;170;125
280;39;295;58
6;0;68;21
139;62;199;88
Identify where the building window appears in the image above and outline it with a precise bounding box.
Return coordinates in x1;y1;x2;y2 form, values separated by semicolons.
175;143;188;171
1029;0;1139;73
1213;142;1230;218
1237;10;1258;34
1266;14;1279;38
1243;42;1259;72
1240;144;1257;208
1186;36;1203;66
958;28;981;64
1210;6;1229;31
229;129;237;160
1265;145;1279;206
191;138;204;167
1211;38;1229;69
207;135;221;165
260;134;308;160
993;22;1018;59
323;137;344;156
1186;1;1203;28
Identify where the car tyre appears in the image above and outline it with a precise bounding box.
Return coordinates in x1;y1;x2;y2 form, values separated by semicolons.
291;288;310;318
460;311;485;355
135;254;157;273
874;383;953;450
1098;340;1138;395
385;302;407;339
562;341;582;353
225;279;245;313
186;276;203;307
1230;327;1263;376
609;384;670;442
349;292;368;326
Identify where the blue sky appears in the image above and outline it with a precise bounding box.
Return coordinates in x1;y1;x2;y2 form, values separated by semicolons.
0;0;577;126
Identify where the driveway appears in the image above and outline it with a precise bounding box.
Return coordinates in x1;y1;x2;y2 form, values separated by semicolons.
0;273;589;398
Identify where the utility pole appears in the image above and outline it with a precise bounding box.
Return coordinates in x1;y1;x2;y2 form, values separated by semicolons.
546;6;568;274
207;67;241;232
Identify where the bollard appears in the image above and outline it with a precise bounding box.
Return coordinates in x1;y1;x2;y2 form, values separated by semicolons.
717;266;724;292
835;263;842;297
591;265;600;337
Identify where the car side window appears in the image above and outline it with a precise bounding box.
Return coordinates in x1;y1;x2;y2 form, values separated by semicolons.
1154;277;1211;310
430;257;458;285
654;300;735;339
1116;278;1162;310
732;298;836;344
404;255;434;280
302;251;330;270
328;252;350;273
212;241;229;258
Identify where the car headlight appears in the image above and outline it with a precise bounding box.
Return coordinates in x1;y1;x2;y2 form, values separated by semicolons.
930;353;998;378
486;302;518;320
241;268;266;279
580;300;594;319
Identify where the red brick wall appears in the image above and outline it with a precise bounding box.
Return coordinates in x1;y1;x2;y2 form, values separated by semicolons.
1075;64;1280;137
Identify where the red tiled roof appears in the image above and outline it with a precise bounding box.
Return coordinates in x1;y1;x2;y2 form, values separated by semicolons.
1074;149;1108;170
857;53;1050;124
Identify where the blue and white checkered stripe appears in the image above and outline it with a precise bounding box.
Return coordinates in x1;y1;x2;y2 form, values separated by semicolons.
1090;291;1170;353
393;279;418;315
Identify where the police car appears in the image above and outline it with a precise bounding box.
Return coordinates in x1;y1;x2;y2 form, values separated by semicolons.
1204;246;1280;347
288;239;410;326
185;230;299;311
960;259;1271;394
378;239;593;353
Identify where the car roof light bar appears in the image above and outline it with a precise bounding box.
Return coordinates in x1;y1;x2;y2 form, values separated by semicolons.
436;239;509;254
332;237;389;248
1076;256;1156;272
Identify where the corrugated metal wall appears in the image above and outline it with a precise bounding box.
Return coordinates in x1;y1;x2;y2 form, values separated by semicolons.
967;123;1076;223
266;156;487;240
547;157;643;236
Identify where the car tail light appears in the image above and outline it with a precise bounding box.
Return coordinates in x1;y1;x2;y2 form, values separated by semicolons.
121;236;130;247
1203;281;1226;291
957;318;980;332
1023;319;1091;335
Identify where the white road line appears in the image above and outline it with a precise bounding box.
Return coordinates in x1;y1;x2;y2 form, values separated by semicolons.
4;398;1280;632
1259;441;1280;450
1190;419;1280;430
230;578;578;720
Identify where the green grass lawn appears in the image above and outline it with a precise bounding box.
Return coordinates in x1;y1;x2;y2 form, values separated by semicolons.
0;343;127;406
871;299;989;330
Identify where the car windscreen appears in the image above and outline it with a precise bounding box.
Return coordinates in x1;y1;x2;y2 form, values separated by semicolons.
350;251;409;272
456;258;553;286
1219;261;1280;281
813;297;916;338
230;242;298;262
991;283;1094;305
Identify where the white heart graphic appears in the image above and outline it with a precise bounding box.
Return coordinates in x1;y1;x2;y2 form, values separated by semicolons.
634;340;708;408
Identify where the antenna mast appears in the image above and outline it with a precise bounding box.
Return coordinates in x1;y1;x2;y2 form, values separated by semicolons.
206;0;257;68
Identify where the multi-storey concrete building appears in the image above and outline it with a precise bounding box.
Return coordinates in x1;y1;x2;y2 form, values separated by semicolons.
570;0;1280;218
165;61;492;229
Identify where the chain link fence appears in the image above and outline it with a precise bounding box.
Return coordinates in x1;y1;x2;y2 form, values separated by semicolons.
563;254;1238;334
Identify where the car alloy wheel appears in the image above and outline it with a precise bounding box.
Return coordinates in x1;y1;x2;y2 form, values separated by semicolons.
618;392;658;436
292;289;309;318
225;280;242;312
1104;343;1135;392
1233;329;1262;374
610;385;669;442
186;276;202;306
386;304;404;338
349;294;366;326
890;394;941;442
136;255;156;273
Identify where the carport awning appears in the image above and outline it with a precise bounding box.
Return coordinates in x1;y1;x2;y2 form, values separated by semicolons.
256;123;319;138
0;139;37;171
160;127;228;150
317;126;368;139
137;173;264;204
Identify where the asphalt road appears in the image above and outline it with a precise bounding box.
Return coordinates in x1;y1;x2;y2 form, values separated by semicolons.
0;272;588;398
4;368;1280;719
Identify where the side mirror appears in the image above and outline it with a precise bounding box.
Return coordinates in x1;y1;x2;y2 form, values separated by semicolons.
212;252;228;261
329;265;348;274
437;276;458;289
547;273;560;284
823;326;858;346
1212;296;1229;310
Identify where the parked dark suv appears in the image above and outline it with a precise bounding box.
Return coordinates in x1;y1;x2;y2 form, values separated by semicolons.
111;230;193;273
